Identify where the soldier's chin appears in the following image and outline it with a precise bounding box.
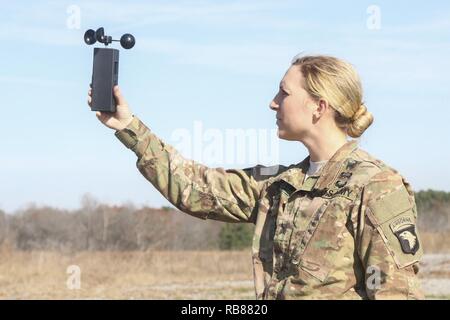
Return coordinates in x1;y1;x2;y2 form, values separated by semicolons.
277;128;287;139
277;129;298;141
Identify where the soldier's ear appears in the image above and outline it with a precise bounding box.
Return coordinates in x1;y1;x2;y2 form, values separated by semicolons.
312;99;328;119
318;99;329;114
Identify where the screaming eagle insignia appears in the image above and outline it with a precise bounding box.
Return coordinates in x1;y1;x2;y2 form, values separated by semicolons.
390;217;420;255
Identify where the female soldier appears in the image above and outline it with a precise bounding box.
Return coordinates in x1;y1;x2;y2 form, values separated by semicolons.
87;54;424;300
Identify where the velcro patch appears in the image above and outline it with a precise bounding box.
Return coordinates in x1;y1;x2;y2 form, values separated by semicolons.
368;188;412;225
367;187;423;268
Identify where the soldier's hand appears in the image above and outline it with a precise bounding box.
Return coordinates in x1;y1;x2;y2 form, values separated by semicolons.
87;85;134;131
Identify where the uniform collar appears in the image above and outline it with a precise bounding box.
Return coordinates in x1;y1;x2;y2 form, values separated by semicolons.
277;140;359;192
314;139;359;190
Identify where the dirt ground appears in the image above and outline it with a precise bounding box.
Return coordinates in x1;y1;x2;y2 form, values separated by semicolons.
418;254;450;299
0;248;449;300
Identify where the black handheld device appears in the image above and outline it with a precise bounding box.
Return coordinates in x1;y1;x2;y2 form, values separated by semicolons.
84;27;135;112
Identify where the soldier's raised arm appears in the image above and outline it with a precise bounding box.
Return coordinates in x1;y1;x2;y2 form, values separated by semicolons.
355;170;424;299
88;85;268;223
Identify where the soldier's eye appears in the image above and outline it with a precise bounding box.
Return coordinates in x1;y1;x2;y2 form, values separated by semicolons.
279;88;288;95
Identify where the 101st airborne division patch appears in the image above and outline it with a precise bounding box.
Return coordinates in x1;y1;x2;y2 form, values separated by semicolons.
390;216;420;254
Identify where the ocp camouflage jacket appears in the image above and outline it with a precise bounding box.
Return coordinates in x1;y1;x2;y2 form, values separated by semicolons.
115;116;424;300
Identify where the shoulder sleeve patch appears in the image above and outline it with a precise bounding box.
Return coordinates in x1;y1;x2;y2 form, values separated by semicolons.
368;187;412;225
366;188;423;268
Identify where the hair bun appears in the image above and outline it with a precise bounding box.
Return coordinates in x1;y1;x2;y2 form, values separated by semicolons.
348;104;373;138
351;104;367;122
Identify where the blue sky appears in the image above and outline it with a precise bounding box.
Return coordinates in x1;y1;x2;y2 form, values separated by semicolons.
1;0;449;213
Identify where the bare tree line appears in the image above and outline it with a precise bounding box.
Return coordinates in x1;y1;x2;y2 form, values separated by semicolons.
0;194;224;251
0;191;448;252
417;201;450;232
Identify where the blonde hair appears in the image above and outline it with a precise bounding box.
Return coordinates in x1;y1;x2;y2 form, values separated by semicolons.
291;54;373;138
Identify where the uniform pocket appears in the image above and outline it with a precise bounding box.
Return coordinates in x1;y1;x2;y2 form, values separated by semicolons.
373;208;423;268
299;259;330;282
366;187;424;268
278;262;331;299
293;196;325;228
291;197;353;283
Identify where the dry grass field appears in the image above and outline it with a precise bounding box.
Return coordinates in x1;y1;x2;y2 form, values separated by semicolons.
1;243;450;300
2;192;449;299
0;246;255;299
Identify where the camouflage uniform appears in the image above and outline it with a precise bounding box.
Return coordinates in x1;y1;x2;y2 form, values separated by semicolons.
115;116;424;300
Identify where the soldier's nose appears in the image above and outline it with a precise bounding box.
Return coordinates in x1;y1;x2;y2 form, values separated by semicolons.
270;100;278;110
